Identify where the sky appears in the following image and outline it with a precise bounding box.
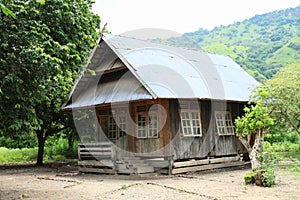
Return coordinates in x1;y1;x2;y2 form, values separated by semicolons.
93;0;300;35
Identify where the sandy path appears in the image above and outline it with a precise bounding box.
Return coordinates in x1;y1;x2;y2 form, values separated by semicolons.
0;165;299;200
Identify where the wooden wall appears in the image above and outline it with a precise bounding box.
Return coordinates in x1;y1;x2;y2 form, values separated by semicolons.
95;99;171;157
169;100;248;161
169;100;211;160
95;99;247;160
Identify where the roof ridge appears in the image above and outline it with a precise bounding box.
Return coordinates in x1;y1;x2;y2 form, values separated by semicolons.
103;33;210;54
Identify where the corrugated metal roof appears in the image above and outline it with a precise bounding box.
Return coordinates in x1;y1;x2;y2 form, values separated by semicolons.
64;70;152;109
104;34;259;101
64;34;259;109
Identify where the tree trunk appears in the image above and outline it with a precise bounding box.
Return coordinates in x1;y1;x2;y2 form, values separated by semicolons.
68;131;74;151
249;139;262;170
238;128;264;170
36;130;45;166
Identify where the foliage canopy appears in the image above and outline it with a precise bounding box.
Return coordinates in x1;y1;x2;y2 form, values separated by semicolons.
0;0;100;165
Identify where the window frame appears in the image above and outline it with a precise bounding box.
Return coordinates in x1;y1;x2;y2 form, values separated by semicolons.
136;104;159;139
179;101;202;137
108;116;117;140
137;112;148;138
105;107;127;140
215;111;235;136
148;111;159;138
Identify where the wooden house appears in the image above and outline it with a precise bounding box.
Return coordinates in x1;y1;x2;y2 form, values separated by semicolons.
63;34;259;174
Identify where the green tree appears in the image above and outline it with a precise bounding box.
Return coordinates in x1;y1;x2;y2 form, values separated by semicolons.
263;66;300;135
0;0;100;165
235;66;300;186
235;89;275;170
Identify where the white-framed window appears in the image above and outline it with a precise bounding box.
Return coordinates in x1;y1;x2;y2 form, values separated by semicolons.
118;115;127;138
107;108;127;140
215;111;235;136
137;113;147;138
148;112;158;138
108;116;117;139
180;101;202;136
136;105;159;138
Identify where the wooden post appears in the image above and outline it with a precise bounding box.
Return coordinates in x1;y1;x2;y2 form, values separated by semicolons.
111;144;117;172
78;143;81;161
168;156;174;175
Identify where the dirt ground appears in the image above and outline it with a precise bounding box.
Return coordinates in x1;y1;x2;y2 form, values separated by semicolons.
0;163;299;200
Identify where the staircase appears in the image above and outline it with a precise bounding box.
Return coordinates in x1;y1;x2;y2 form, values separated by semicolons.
116;156;155;174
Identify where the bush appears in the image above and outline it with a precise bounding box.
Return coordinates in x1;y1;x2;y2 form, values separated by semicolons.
0;134;37;148
0;136;78;163
262;169;275;187
0;147;38;163
244;171;255;184
244;151;277;187
44;137;77;160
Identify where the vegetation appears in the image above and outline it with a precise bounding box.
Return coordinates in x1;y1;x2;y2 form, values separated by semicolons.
0;0;100;166
235;66;300;187
158;6;300;82
0;3;299;190
0;136;77;163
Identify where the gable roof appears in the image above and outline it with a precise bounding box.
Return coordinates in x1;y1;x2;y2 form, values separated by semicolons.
63;34;259;110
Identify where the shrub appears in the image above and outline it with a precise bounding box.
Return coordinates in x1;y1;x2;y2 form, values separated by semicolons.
244;171;255;184
44;136;77;160
244;151;277;187
0;147;37;163
262;168;275;187
0;136;78;163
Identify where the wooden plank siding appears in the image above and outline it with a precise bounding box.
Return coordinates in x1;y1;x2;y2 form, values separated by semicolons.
94;99;248;162
130;99;170;156
170;100;247;161
169;99;211;160
211;101;237;156
212;101;248;156
95;100;170;157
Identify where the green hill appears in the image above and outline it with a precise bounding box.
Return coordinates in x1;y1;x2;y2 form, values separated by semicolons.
165;6;300;81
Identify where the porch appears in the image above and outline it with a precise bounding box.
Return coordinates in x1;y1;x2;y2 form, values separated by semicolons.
77;142;246;174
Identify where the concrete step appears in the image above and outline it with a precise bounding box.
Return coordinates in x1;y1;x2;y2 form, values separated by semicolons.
117;156;155;174
116;163;134;174
124;160;146;165
135;165;154;174
122;156;142;161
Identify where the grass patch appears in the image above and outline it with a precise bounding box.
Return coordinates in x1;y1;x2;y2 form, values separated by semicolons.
278;163;300;180
0;138;78;164
0;147;38;163
121;185;129;190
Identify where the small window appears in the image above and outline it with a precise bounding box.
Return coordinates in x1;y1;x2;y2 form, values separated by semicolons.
179;101;202;137
137;105;147;112
215;111;235;136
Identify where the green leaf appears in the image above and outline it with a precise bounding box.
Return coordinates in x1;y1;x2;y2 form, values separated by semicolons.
36;0;45;5
87;69;96;76
0;3;16;19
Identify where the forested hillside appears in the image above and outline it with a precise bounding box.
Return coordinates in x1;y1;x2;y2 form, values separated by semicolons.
164;6;300;81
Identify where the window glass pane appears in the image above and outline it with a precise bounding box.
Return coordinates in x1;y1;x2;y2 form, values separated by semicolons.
137;114;147;138
118;116;126;137
108;117;117;139
137;105;146;112
191;112;199;119
227;127;234;135
148;113;158;137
